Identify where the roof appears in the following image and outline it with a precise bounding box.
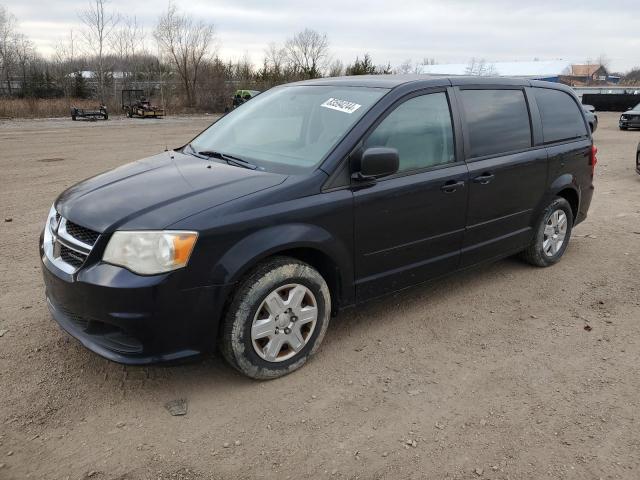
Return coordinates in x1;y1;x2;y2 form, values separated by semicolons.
417;61;572;78
570;64;605;76
67;70;128;79
290;74;443;88
288;75;574;94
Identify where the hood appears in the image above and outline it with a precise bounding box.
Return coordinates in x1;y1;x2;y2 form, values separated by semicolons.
56;151;287;232
623;109;640;115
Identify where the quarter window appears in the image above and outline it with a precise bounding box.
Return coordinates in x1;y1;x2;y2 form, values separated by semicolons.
460;89;532;158
534;88;588;143
364;92;455;173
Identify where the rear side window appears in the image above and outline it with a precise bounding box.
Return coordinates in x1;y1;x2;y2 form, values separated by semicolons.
364;92;455;173
460;89;532;158
534;88;588;143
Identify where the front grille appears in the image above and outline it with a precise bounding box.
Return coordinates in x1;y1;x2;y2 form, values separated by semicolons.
59;244;87;268
65;220;100;246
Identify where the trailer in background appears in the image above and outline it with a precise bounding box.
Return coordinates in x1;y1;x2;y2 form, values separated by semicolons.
122;89;165;118
71;105;108;121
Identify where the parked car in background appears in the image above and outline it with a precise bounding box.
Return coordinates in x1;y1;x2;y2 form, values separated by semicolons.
41;76;596;379
582;104;598;133
619;102;640;130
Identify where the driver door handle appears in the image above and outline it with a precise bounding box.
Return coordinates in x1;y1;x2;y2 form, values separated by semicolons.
440;180;465;193
473;172;495;184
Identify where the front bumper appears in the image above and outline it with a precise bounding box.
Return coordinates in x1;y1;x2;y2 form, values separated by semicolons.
41;239;231;365
619;119;640;129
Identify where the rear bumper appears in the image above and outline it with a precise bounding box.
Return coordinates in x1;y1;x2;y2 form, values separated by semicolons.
575;184;594;226
41;242;231;365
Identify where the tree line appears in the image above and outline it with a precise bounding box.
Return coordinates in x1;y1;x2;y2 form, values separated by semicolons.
1;1;639;113
0;1;441;112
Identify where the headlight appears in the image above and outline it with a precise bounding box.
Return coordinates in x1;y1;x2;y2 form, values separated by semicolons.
103;231;198;275
43;204;57;250
621;115;628;120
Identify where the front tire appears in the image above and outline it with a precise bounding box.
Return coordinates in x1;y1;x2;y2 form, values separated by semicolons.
521;197;574;267
221;257;331;379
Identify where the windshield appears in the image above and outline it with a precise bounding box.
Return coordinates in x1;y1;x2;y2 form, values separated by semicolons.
189;85;387;174
634;103;640;111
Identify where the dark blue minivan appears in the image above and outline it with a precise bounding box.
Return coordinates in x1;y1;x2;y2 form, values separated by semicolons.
41;75;596;378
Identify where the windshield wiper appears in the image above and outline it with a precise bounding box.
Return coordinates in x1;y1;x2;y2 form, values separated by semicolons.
197;150;257;170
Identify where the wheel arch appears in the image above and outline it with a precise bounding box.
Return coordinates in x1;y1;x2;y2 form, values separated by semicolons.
213;224;354;313
547;174;580;224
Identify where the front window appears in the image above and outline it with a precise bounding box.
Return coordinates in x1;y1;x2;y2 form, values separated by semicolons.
189;85;388;174
364;92;455;173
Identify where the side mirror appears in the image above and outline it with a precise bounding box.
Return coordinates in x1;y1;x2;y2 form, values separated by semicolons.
353;147;399;181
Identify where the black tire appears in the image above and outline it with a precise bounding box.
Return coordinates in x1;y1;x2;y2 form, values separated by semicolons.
220;256;331;380
521;197;574;267
71;115;76;121
620;126;628;131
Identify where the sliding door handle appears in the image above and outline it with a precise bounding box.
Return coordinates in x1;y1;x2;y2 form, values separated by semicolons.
472;173;495;184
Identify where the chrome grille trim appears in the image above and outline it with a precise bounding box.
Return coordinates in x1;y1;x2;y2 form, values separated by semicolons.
43;213;100;274
57;218;93;253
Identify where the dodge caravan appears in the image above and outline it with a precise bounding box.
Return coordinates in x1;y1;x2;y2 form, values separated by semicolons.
41;75;596;379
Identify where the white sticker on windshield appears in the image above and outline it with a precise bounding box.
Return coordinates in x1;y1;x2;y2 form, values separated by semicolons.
320;98;362;114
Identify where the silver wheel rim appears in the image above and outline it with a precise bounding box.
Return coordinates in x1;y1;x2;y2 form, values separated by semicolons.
543;209;568;257
251;284;318;363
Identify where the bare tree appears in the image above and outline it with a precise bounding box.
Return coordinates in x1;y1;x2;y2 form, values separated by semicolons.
0;5;17;94
285;28;329;78
465;58;497;76
264;42;287;73
154;3;215;107
414;57;436;74
328;59;344;77
52;30;80;97
396;59;413;75
13;33;34;93
110;16;145;86
596;53;611;73
79;0;120;101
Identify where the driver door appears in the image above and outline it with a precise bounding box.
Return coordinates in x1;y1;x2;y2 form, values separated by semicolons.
353;90;469;300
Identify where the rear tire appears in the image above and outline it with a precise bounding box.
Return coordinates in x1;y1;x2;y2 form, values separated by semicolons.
220;257;331;380
620;126;628;131
521;197;573;267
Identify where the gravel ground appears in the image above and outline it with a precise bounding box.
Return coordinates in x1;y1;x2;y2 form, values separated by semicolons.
0;113;639;480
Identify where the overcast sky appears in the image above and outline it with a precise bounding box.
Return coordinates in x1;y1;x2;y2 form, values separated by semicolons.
3;0;639;73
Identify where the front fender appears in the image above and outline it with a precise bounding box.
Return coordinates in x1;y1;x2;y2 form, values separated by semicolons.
211;223;354;302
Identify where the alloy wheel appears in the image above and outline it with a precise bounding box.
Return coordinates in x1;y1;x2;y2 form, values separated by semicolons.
543;209;568;257
251;284;318;362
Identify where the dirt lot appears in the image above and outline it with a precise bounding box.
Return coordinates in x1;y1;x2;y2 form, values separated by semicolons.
1;113;639;480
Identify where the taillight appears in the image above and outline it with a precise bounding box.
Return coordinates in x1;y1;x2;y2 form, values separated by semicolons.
590;145;598;176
